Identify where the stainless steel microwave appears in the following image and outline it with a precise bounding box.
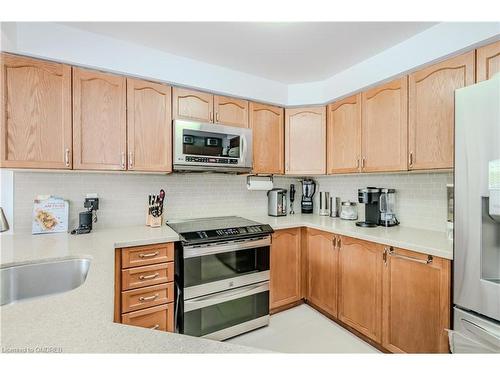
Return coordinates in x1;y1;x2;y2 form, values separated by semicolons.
173;120;253;173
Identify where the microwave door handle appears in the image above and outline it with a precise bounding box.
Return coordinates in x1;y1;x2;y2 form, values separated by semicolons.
240;135;247;164
183;281;269;312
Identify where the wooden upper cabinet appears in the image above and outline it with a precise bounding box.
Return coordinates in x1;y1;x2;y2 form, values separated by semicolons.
270;228;302;311
72;67;127;170
306;229;338;317
476;40;500;82
172;87;214;123
327;94;361;174
214;95;249;128
382;247;451;353
285;106;326;175
338;236;383;343
0;53;72;169
249;102;284;174
409;51;475;170
361;77;408;172
127;78;172;173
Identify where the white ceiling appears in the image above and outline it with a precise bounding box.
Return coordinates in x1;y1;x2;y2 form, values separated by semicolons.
60;22;437;84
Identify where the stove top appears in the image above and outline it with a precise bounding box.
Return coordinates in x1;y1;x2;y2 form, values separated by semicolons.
167;216;273;244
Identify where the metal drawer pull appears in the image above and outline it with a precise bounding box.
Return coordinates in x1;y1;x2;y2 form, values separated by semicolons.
149;324;160;330
64;148;70;167
139;272;159;280
139;293;159;302
138;251;159;258
388;249;432;264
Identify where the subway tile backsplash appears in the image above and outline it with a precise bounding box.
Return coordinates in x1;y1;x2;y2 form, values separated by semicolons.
12;171;452;234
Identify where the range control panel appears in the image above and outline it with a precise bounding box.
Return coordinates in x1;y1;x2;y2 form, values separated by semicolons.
181;224;273;243
185;156;238;164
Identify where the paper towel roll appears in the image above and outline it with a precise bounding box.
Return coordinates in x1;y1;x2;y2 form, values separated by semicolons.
246;177;274;191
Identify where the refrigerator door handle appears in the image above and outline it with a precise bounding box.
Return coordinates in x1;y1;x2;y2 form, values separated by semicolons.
461;318;500;349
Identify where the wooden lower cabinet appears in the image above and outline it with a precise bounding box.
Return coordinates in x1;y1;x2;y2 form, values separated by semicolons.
382;246;451;353
121;303;174;332
306;229;338;317
338;236;383;343
270;228;302;311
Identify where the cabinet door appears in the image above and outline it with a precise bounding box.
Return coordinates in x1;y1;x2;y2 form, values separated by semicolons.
172;87;213;123
127;78;172;172
307;229;338;317
361;77;408;172
214;95;249;128
338;236;383;342
382;247;451;353
73;67;126;170
285;107;326;175
409;51;474;170
249;102;284;174
476;40;500;82
0;54;72;169
327;94;361;174
270;228;301;310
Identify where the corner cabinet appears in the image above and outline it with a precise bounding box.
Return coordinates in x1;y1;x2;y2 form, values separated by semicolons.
338;236;383;343
361;77;408;172
270;228;302;311
0;53;72;169
476;40;500;82
408;51;474;170
285;106;326;175
306;228;338;317
382;246;451;353
126;78;172;172
326;94;362;174
249;102;284;174
72;67;127;170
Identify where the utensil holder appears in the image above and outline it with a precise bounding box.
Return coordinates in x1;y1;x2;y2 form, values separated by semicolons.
146;212;163;227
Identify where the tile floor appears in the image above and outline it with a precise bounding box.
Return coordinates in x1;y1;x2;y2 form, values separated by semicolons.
227;304;380;353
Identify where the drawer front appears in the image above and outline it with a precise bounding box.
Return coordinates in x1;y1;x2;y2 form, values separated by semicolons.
121;283;174;313
121;262;174;290
121;303;174;332
121;243;174;268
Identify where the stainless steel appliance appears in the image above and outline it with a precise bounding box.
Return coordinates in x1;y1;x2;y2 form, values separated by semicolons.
356;187;380;227
173;120;253;173
168;216;273;341
289;184;296;215
379;188;399;227
319;192;330;216
267;188;287;217
330;196;340;217
301;179;316;214
451;75;500;353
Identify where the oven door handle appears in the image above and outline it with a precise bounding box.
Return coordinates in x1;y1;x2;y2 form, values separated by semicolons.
183;281;269;312
183;236;271;259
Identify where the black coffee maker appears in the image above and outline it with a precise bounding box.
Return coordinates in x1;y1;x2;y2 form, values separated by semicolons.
301;179;316;214
356;187;380;227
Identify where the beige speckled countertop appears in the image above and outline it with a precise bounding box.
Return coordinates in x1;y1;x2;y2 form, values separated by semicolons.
0;215;452;353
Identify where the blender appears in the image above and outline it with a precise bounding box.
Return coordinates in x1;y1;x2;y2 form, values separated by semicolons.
301;179;316;214
379;188;399;227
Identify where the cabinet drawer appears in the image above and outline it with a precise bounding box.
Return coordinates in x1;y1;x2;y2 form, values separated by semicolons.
121;303;174;332
121;262;174;290
121;283;174;313
121;243;174;268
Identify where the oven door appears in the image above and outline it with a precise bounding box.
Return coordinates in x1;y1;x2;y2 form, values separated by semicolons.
182;236;270;299
183;281;269;340
173;119;253;172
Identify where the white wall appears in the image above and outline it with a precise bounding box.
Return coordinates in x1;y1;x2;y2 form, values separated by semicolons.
0;170;14;233
12;171;451;234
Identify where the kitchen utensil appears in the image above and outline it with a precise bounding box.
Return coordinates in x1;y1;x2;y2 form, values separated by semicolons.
340;201;358;220
146;189;165;227
289;184;296;215
319;192;330;216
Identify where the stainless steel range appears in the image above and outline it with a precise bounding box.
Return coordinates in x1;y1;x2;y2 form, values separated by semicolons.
168;216;273;341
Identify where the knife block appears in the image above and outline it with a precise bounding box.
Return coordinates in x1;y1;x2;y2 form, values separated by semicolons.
146;212;163;227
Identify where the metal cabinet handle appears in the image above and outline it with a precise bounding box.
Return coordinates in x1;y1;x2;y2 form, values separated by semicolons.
128;151;134;168
216;112;220;122
139;293;159;302
64;148;70;167
332;237;337;248
138;251;159;258
356;158;360;169
408;152;414;168
337;236;341;249
383;247;388;266
139;272;159;280
361;158;366;169
209;111;214;122
121;152;126;169
149;324;160;330
388;248;432;264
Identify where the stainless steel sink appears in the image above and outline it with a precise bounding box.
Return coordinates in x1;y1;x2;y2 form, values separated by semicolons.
1;258;91;306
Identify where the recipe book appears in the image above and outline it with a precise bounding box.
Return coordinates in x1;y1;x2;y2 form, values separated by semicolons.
32;195;69;234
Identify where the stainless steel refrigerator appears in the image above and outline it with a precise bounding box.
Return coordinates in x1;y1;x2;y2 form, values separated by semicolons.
451;73;500;352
